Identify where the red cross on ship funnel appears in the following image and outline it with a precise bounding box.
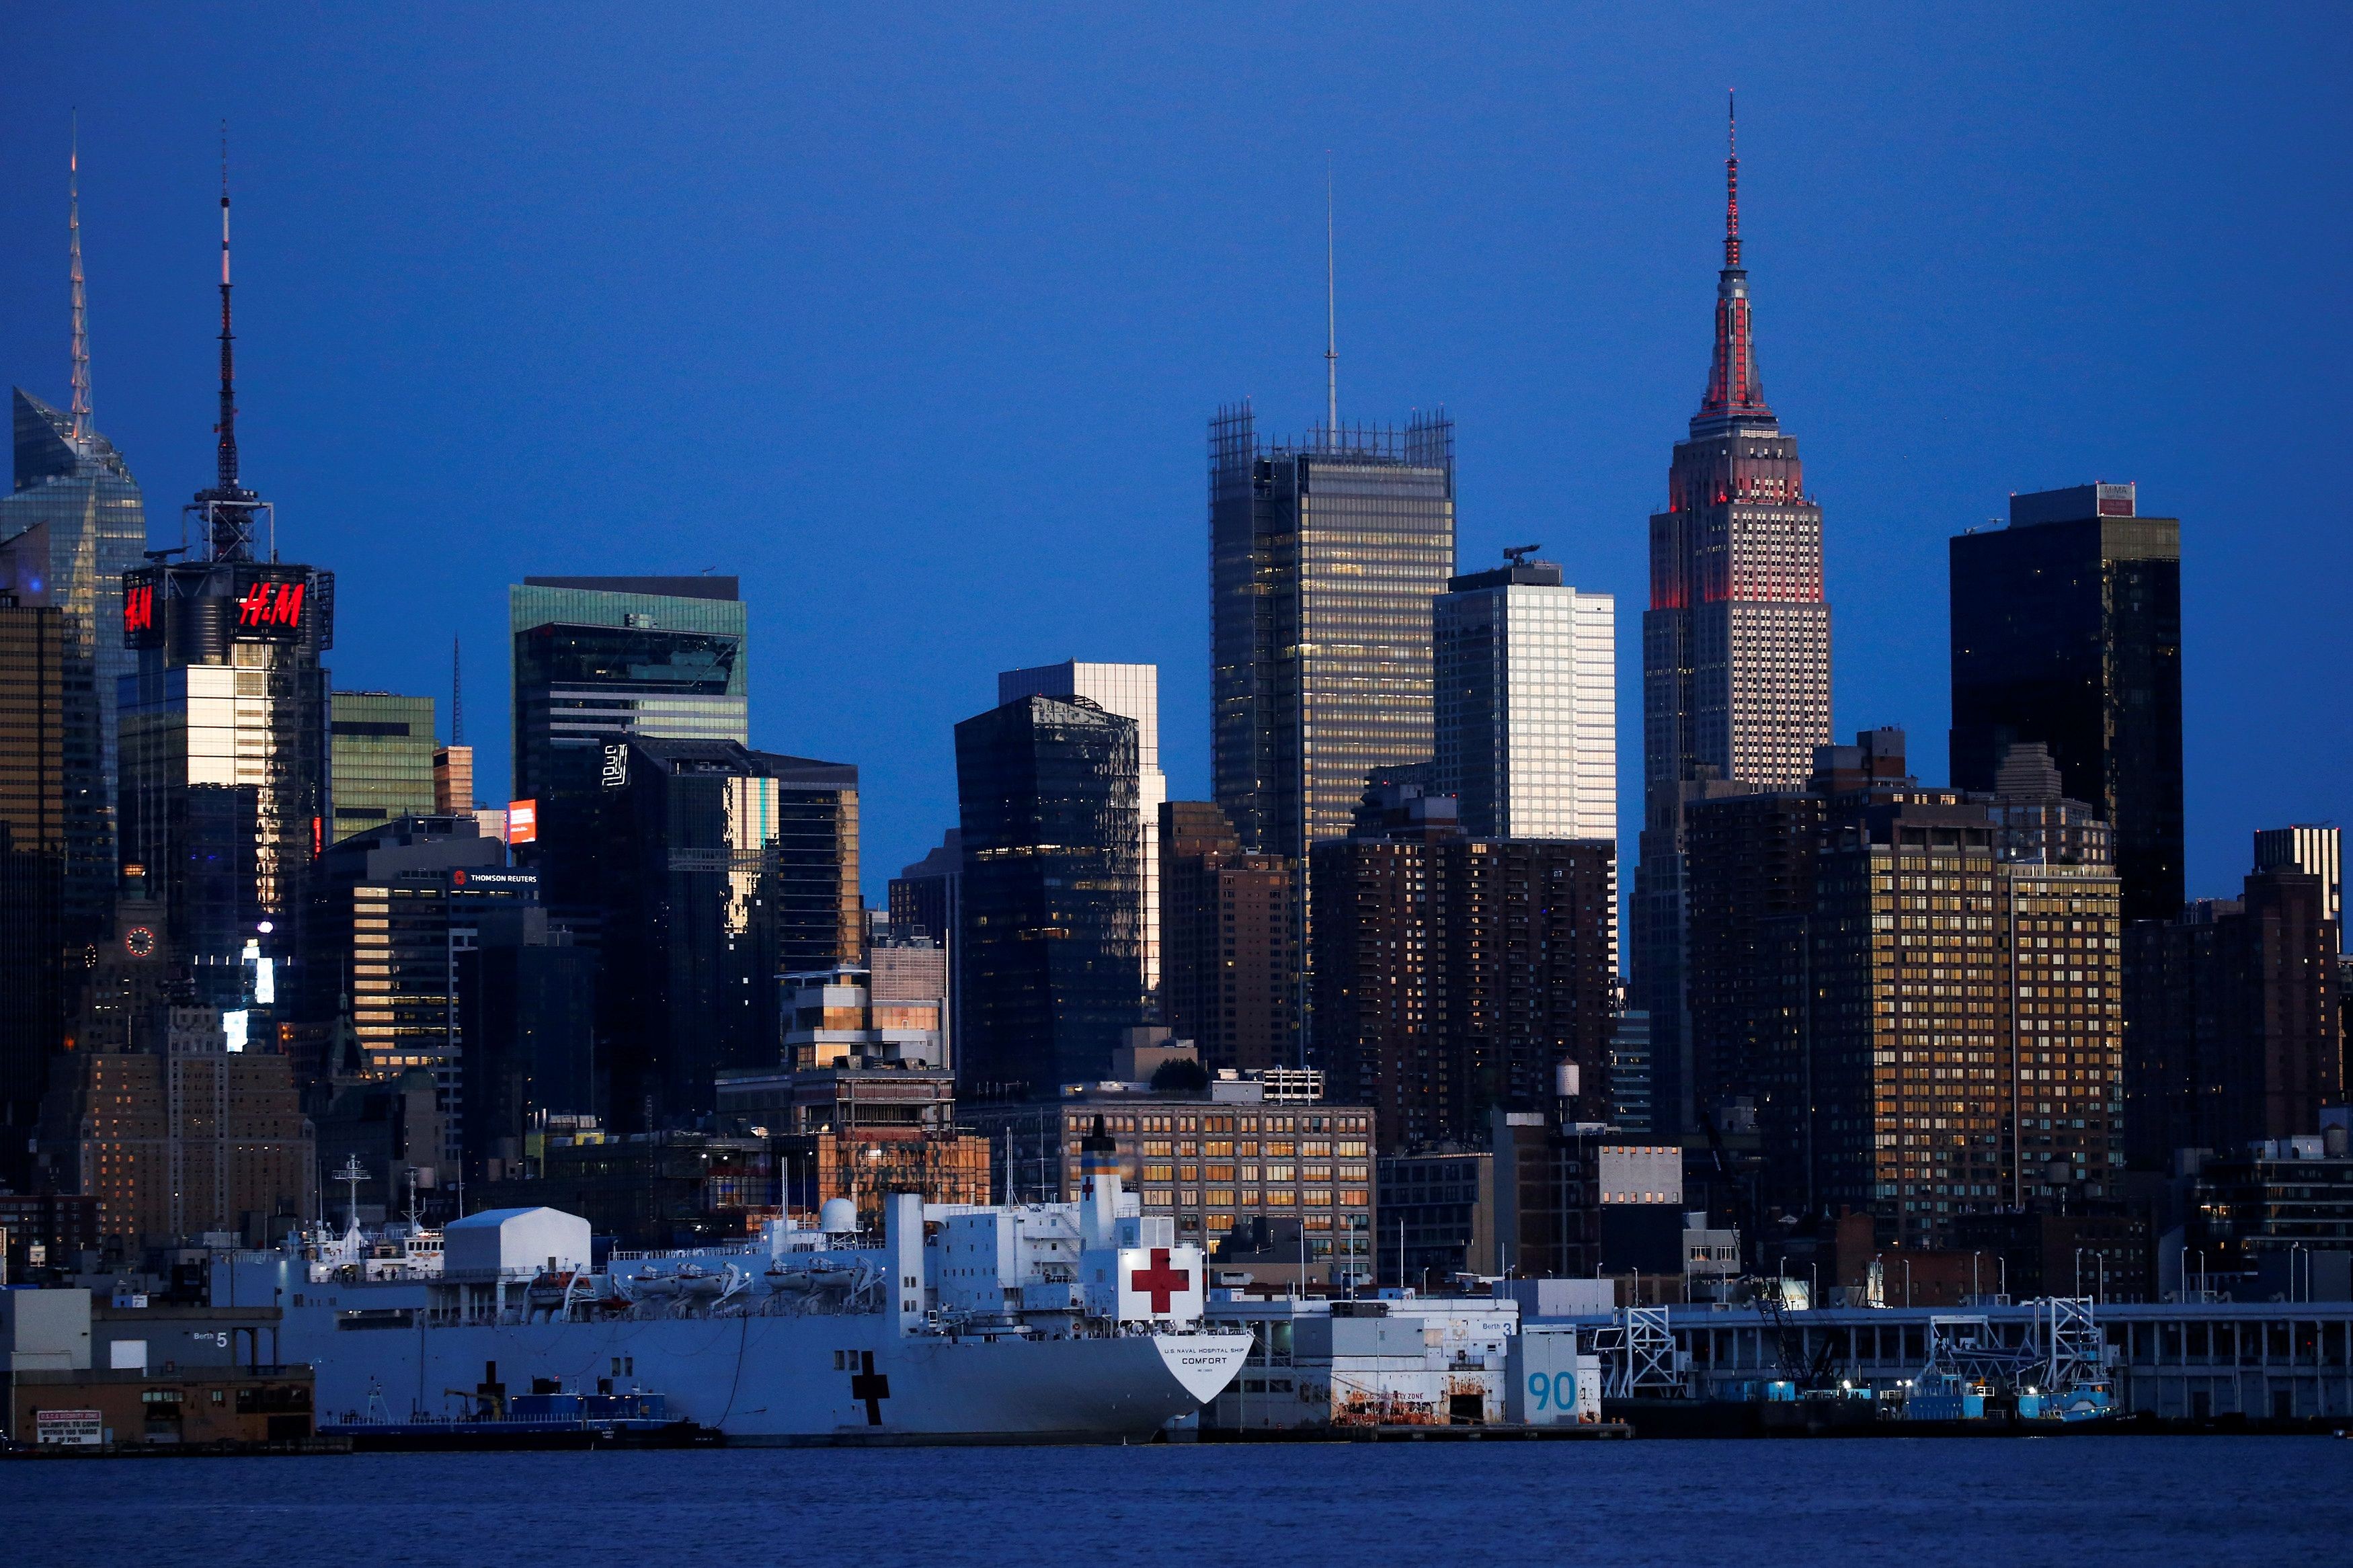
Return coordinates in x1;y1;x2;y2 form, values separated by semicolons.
1129;1247;1190;1315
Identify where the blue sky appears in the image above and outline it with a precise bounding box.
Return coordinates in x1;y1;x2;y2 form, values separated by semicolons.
4;4;2346;907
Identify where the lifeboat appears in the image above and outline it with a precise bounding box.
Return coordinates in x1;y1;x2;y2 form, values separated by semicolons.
674;1264;733;1300
627;1266;683;1300
526;1270;582;1309
764;1253;866;1294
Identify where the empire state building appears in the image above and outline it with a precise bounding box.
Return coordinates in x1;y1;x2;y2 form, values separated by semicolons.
1634;106;1832;1134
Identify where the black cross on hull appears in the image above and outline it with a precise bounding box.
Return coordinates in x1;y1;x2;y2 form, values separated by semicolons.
849;1350;890;1426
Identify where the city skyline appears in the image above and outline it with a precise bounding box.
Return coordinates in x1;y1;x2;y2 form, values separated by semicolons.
2;10;2346;909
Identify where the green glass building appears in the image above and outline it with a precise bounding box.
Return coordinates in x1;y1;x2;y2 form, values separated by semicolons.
329;690;436;842
509;576;748;912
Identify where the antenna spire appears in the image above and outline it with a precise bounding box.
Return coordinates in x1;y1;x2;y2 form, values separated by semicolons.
216;122;238;494
1696;91;1771;431
451;636;463;747
1724;90;1741;270
1324;156;1338;443
69;112;92;454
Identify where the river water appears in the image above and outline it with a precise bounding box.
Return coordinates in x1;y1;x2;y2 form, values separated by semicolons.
3;1438;2342;1566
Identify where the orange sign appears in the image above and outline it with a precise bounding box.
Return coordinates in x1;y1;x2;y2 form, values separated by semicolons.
507;799;537;845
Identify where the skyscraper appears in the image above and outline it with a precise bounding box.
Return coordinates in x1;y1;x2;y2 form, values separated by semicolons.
310;815;529;1163
329;691;436;841
889;831;960;946
38;1032;314;1249
1950;481;2183;923
1434;551;1616;844
508;575;748;912
2124;856;2342;1168
2252;825;2341;952
1;136;149;944
1158;800;1296;1074
0;591;67;1182
1636;106;1832;1135
433;744;473;815
596;737;859;1128
1209;405;1456;863
954;694;1145;1099
119;167;333;1016
889;829;962;1053
1681;729;2124;1244
1312;784;1616;1150
998;661;1166;997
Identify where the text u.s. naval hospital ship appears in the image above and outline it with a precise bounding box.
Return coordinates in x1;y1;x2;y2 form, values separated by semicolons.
216;1158;1249;1445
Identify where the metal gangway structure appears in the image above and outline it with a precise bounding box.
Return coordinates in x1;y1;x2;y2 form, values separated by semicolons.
1917;1296;2110;1400
1593;1306;1683;1397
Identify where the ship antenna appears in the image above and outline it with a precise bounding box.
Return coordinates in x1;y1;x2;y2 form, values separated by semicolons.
337;1153;368;1238
69;110;93;454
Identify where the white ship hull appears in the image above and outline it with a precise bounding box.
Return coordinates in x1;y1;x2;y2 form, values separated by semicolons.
245;1178;1250;1444
278;1292;1247;1444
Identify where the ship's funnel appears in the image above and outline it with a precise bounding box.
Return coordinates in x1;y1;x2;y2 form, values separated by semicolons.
1080;1114;1121;1250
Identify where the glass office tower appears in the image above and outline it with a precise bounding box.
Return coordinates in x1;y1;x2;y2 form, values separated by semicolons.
1209;405;1456;863
329;690;436;841
997;661;1165;996
508;576;748;910
954;694;1144;1100
1949;482;2184;924
3;389;147;938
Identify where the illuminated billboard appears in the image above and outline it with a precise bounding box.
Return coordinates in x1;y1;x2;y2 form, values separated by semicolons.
122;563;321;649
507;799;538;844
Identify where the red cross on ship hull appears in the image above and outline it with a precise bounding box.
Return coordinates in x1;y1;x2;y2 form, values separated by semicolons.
1129;1247;1191;1315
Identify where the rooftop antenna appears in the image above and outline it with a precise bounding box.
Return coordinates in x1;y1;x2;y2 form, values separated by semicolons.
1724;90;1740;270
450;636;463;747
216;122;239;495
68;110;92;454
190;120;267;563
1324;154;1339;443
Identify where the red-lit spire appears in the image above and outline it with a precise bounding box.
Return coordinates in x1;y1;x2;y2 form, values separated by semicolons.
1724;91;1740;269
1697;91;1771;431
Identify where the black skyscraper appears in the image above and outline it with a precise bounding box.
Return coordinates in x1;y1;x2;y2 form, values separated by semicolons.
1950;481;2183;923
0;593;67;1182
597;738;859;1131
954;694;1144;1100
